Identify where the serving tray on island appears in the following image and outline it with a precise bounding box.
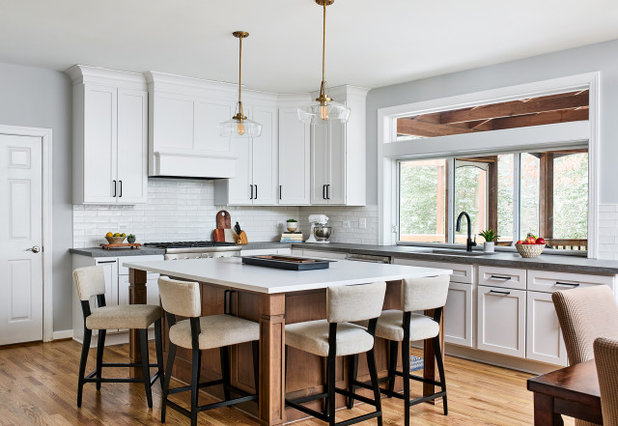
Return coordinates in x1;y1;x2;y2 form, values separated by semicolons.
100;243;141;250
241;255;330;271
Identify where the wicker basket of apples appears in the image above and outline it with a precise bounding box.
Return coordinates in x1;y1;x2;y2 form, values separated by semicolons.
515;234;546;258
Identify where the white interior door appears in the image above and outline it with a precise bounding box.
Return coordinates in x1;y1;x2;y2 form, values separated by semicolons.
0;133;43;345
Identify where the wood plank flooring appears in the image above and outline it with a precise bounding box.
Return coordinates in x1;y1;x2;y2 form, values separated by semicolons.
0;339;574;425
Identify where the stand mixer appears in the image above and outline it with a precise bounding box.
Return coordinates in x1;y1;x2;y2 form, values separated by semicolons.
306;214;331;243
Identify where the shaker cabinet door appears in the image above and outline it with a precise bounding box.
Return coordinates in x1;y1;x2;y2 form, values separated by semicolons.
278;107;310;205
444;282;473;347
251;106;278;206
526;291;567;366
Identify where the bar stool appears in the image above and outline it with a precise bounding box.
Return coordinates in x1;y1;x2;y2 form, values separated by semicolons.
73;266;164;408
349;275;449;426
285;281;387;426
158;277;260;426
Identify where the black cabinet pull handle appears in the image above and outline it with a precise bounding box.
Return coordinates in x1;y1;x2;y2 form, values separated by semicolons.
490;275;512;280
119;180;123;198
250;185;253;200
113;180;117;197
489;289;511;295
279;185;282;200
322;184;326;199
326;184;330;200
97;260;117;264
255;184;258;199
555;281;580;287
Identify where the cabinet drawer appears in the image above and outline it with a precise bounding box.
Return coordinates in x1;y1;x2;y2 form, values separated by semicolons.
392;258;474;284
527;270;614;294
118;255;164;275
478;266;526;290
301;249;347;260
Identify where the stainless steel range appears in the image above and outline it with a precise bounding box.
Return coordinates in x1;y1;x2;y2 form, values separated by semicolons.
143;241;241;260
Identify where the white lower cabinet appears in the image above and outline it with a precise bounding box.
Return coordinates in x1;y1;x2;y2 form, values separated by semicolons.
444;282;473;347
301;249;347;260
477;286;526;358
241;248;292;256
526;291;567;366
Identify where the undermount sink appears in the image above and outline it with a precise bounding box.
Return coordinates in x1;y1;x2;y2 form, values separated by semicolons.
430;249;495;256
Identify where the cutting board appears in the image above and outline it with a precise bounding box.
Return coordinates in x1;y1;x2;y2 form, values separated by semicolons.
213;210;233;243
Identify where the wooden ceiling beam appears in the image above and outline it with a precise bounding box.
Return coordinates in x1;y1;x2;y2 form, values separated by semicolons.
490;107;588;130
397;118;477;137
439;91;589;124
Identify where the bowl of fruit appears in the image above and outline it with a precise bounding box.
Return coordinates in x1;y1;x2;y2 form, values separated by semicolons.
515;234;546;258
105;232;126;245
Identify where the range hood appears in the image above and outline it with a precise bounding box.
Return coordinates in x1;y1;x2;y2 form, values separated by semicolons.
146;71;238;179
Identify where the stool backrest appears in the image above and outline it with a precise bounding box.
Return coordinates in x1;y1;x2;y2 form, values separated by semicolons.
594;337;618;426
158;276;202;318
552;285;618;365
73;266;106;301
327;281;386;323
402;275;450;312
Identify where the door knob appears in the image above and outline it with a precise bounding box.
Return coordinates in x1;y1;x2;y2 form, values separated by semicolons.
27;246;41;253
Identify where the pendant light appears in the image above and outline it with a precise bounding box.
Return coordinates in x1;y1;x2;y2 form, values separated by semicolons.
298;0;350;125
220;31;262;137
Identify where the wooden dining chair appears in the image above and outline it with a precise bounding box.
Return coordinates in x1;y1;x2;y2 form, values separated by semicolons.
594;337;618;426
158;276;260;426
284;281;387;426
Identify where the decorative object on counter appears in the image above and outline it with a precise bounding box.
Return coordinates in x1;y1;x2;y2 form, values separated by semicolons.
219;31;262;137
213;210;233;243
242;255;330;270
479;229;499;253
298;0;351;125
313;225;332;242
234;221;248;245
280;232;303;243
286;218;299;232
515;233;545;257
307;214;330;243
105;232;126;245
100;242;141;250
127;234;136;244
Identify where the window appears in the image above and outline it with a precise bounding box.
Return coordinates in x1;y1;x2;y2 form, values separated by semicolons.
398;148;589;251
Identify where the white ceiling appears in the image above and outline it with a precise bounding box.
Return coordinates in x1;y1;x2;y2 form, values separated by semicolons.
1;0;618;93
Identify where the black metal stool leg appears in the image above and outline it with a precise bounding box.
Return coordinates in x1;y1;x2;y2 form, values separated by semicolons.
434;336;448;415
161;342;177;423
190;348;202;426
220;346;231;401
402;339;411;426
77;329;92;407
367;348;383;426
154;319;164;390
95;329;106;390
346;354;358;409
252;340;259;394
327;352;336;426
139;329;153;408
387;340;398;396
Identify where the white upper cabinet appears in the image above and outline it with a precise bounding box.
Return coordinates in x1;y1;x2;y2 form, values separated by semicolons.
214;100;279;206
146;72;237;179
68;66;148;205
278;97;311;206
310;86;368;206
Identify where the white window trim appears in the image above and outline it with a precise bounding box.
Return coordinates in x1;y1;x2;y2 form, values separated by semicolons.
377;72;600;258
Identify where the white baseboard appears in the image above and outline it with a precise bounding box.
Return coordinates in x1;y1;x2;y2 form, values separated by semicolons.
52;330;73;340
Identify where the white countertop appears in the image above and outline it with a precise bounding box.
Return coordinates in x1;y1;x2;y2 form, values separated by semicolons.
123;257;452;294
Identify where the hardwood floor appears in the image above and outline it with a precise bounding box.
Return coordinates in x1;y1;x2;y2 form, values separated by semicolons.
0;339;574;425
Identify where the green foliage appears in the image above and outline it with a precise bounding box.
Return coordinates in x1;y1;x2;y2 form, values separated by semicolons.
286;218;297;222
479;229;499;242
400;162;441;237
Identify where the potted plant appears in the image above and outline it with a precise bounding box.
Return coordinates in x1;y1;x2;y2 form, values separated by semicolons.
286;219;299;232
479;229;499;252
127;234;136;244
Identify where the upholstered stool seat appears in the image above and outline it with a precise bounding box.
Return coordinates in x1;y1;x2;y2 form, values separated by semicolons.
286;319;374;357
86;304;162;330
169;314;259;350
370;310;440;342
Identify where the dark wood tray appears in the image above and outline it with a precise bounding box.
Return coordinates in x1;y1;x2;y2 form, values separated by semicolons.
241;255;330;271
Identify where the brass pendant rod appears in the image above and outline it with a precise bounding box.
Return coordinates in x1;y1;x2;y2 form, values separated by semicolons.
321;1;326;88
238;35;243;115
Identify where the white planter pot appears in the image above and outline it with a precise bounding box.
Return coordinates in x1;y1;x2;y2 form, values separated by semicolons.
484;242;495;253
287;222;298;232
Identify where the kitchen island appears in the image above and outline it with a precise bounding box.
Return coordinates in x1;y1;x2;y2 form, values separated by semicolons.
124;257;451;425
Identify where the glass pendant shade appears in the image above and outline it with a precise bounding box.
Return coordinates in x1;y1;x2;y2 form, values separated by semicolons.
220;117;262;137
298;100;350;125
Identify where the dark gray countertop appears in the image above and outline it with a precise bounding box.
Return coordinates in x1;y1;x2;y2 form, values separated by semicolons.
293;242;618;275
70;247;166;257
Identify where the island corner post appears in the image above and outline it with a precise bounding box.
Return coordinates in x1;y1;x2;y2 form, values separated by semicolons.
128;267;445;425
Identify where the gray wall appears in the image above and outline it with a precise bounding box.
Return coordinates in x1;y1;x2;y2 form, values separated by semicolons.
366;38;618;205
0;62;73;331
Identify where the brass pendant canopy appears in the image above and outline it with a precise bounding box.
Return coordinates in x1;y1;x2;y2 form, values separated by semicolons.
298;0;350;125
220;31;262;137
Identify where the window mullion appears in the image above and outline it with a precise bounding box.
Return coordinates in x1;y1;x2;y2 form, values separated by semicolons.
513;153;521;243
447;157;455;244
